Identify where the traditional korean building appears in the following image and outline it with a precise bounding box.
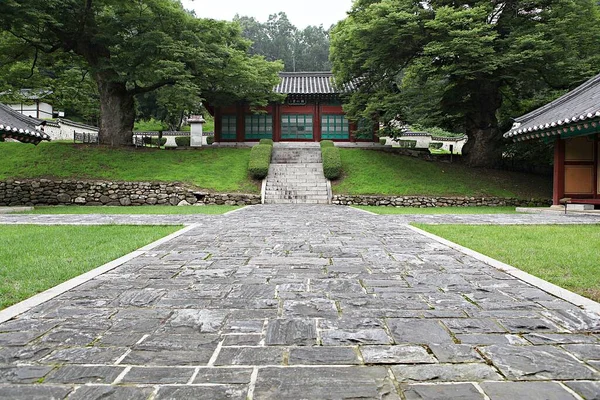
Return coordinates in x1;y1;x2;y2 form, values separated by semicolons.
504;73;600;207
208;72;375;143
0;103;51;145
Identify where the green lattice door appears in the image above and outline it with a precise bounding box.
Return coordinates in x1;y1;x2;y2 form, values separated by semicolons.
321;114;349;140
281;114;314;140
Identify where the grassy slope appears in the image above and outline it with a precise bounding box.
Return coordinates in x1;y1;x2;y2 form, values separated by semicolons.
334;149;552;198
415;224;600;302
0;142;258;193
0;225;180;309
355;206;519;214
21;205;239;215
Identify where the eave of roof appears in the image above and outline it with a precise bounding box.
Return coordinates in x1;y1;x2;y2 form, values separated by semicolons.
504;73;600;141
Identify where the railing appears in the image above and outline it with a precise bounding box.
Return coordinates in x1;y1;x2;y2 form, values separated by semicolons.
73;131;99;144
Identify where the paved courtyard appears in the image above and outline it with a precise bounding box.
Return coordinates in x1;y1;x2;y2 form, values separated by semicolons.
0;205;599;399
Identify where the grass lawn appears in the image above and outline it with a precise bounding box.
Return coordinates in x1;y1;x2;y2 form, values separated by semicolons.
19;205;240;215
414;224;600;302
334;149;551;198
0;142;258;193
355;206;520;215
0;225;180;309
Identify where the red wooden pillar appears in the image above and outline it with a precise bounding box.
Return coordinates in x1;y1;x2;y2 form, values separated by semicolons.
553;138;566;205
236;103;245;142
314;101;322;142
273;103;281;142
214;107;222;142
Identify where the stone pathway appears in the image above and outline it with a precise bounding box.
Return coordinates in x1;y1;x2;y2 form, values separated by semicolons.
0;206;599;399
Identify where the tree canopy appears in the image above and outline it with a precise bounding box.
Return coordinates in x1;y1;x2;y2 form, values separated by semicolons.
331;0;600;167
0;0;283;145
235;13;331;72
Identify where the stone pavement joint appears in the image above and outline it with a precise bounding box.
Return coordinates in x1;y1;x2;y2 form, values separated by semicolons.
0;205;598;399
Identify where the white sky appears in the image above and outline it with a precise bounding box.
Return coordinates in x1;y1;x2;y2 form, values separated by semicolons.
180;0;354;28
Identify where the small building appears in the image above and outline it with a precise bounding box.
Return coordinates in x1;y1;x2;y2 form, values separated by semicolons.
504;73;600;206
207;72;376;143
0;103;51;144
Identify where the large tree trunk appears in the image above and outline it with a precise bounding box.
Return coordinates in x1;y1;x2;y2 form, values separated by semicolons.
96;78;135;146
461;82;504;168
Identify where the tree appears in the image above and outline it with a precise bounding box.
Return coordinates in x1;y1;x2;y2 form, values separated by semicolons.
331;0;600;167
234;13;331;72
0;0;282;145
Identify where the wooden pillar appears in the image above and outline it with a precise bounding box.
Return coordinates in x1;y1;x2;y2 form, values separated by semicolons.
236;103;245;142
553;138;566;205
214;107;222;142
314;101;322;142
273;103;281;142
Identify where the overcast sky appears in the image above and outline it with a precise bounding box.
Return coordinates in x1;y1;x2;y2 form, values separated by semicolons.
180;0;354;28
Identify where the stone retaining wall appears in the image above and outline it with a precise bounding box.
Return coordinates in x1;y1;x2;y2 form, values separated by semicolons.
332;195;552;208
0;179;260;207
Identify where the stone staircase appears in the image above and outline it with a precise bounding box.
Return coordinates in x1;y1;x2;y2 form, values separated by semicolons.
263;144;331;204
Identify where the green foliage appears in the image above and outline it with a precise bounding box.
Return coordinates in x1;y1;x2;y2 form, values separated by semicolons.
321;146;342;180
259;138;274;146
333;149;552;198
331;0;600;166
0;142;258;193
248;144;273;179
0;225;179;309
0;0;284;143
235;13;331;72
416;224;600;302
175;136;191;147
320;140;335;148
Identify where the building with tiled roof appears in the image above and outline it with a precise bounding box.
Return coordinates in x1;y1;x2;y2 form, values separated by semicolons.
504;73;600;207
208;72;374;143
0;103;51;144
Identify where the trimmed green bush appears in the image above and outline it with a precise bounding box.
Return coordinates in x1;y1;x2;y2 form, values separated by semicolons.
398;140;417;148
248;144;273;179
259;138;274;146
175;136;191;147
379;138;387;145
206;136;215;145
429;142;443;150
322;146;342;180
320;140;334;148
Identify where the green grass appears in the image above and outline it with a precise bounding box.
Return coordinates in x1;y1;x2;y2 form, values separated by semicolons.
0;142;258;193
19;205;239;215
415;224;600;302
0;225;180;309
334;149;552;198
355;206;520;214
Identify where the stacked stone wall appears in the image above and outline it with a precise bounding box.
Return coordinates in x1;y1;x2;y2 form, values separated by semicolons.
332;195;551;208
0;179;260;207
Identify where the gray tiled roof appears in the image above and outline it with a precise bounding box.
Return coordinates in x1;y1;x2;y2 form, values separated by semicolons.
0;103;51;143
504;73;600;140
274;72;356;95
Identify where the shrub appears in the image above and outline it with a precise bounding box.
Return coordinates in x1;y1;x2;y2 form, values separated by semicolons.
259;138;273;146
175;136;191;147
321;146;342;180
320;140;334;148
206;136;215;145
429;142;443;150
398;140;417;148
150;137;167;147
248;144;272;179
379;138;387;145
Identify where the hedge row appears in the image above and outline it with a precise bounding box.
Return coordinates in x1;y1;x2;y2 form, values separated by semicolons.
248;144;273;179
321;144;342;180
